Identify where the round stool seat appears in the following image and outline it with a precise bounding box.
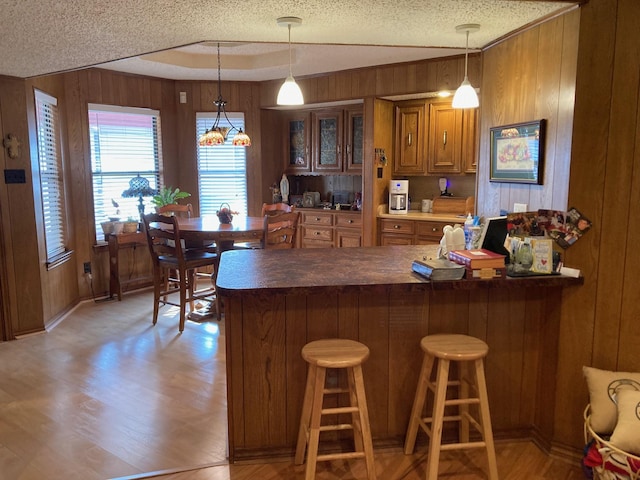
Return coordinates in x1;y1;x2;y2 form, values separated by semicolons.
421;334;488;361
302;339;370;368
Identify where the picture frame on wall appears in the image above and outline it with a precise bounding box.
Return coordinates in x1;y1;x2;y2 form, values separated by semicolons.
489;119;546;184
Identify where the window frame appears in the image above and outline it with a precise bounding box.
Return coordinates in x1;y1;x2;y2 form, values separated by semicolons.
34;89;70;268
88;104;163;242
196;112;248;216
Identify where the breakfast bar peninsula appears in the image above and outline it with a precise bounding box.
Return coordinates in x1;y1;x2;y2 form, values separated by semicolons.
216;245;582;462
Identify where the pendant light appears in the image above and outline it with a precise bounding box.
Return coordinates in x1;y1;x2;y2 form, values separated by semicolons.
198;42;251;147
452;24;480;109
276;16;304;106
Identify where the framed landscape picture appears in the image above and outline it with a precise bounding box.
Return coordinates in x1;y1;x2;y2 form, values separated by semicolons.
490;119;546;184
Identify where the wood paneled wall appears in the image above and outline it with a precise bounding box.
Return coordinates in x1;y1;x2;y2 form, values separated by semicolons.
0;76;44;337
477;10;580;217
554;0;640;453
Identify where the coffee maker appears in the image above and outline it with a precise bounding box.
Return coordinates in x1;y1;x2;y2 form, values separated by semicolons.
389;179;409;215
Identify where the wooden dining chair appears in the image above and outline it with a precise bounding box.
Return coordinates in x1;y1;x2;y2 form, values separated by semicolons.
156;203;194;217
262;211;299;249
262;202;295;216
141;213;218;332
156;203;216;292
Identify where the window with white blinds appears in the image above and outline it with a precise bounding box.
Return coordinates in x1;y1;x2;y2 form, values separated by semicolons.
89;104;162;241
196;113;247;215
34;90;68;263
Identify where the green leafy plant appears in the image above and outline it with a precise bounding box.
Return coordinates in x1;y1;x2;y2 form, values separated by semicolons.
151;186;191;207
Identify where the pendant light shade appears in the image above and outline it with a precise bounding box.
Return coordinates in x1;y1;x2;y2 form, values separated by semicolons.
452;24;480;109
198;43;251;147
277;17;304;106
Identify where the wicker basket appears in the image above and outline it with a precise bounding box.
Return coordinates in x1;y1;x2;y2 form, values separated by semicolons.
583;405;640;480
216;203;233;224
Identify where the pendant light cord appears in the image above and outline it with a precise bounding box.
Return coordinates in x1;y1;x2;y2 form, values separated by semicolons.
464;30;469;79
288;24;293;77
217;42;222;99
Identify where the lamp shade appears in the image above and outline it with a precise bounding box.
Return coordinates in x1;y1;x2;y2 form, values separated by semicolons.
232;129;252;146
277;75;304;106
452;78;479;109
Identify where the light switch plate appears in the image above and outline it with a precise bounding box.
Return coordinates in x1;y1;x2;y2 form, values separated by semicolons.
513;203;528;212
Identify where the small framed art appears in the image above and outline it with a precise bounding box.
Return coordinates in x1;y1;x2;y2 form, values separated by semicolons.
489;119;546;184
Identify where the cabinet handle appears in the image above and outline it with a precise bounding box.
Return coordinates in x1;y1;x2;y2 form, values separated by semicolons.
315;231;321;235
347;220;353;224
443;130;447;146
315;217;321;221
432;227;437;232
346;144;351;156
408;133;412;147
394;224;401;229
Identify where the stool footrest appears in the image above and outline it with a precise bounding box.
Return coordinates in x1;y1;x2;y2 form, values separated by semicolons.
317;451;366;462
440;440;487;451
319;423;355;432
445;397;480;406
324;387;350;395
322;406;358;415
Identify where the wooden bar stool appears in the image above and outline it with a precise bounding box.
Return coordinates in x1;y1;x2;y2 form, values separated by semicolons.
295;339;377;480
404;334;498;480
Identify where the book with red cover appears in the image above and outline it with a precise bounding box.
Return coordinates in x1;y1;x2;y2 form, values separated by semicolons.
448;249;506;269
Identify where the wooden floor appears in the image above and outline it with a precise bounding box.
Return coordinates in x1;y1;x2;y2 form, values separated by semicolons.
0;290;586;480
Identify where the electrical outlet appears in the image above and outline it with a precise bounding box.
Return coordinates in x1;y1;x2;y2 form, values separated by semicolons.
513;203;528;213
83;262;91;274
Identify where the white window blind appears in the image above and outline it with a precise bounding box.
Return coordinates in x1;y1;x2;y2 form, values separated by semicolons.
35;90;67;262
196;113;247;215
89;104;162;241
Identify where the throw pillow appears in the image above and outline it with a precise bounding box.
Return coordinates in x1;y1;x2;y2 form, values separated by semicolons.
583;366;640;433
609;389;640;456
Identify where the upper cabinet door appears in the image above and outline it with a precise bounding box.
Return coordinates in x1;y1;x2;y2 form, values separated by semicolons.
284;112;311;173
344;106;364;173
394;101;427;175
463;108;478;173
427;103;463;174
312;110;343;173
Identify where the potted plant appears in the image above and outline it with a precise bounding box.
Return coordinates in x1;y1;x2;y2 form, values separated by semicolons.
151;186;191;210
122;216;139;233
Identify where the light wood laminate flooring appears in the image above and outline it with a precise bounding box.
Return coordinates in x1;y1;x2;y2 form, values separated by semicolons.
0;290;585;480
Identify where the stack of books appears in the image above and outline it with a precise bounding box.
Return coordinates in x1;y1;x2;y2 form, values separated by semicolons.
412;258;466;281
448;249;507;280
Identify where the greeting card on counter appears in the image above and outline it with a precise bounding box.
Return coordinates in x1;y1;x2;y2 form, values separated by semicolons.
531;238;553;273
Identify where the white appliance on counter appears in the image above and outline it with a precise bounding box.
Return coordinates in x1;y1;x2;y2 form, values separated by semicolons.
389;179;409;215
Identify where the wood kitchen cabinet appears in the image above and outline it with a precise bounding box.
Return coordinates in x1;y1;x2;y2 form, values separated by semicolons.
427;103;478;175
284;105;363;175
312;109;343;173
379;218;415;245
284;111;311;173
344;106;364;173
379;218;449;246
300;210;362;248
335;212;362;247
394;101;427;175
392;100;477;176
463;107;478;173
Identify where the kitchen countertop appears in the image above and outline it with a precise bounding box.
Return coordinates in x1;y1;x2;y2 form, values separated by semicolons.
216;245;582;296
377;204;465;223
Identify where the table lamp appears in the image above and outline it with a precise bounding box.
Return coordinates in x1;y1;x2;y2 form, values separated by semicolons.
122;174;157;217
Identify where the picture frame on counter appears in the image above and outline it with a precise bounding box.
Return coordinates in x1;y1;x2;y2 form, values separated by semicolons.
489;119;546;184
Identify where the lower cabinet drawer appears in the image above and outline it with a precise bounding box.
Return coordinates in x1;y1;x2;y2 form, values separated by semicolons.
415;221;449;240
303;226;333;242
380;218;415;235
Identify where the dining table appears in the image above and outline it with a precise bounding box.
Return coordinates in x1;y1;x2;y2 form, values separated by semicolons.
174;214;265;320
176;214;265;253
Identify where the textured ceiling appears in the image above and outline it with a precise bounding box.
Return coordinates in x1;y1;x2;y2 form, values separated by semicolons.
0;0;579;81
